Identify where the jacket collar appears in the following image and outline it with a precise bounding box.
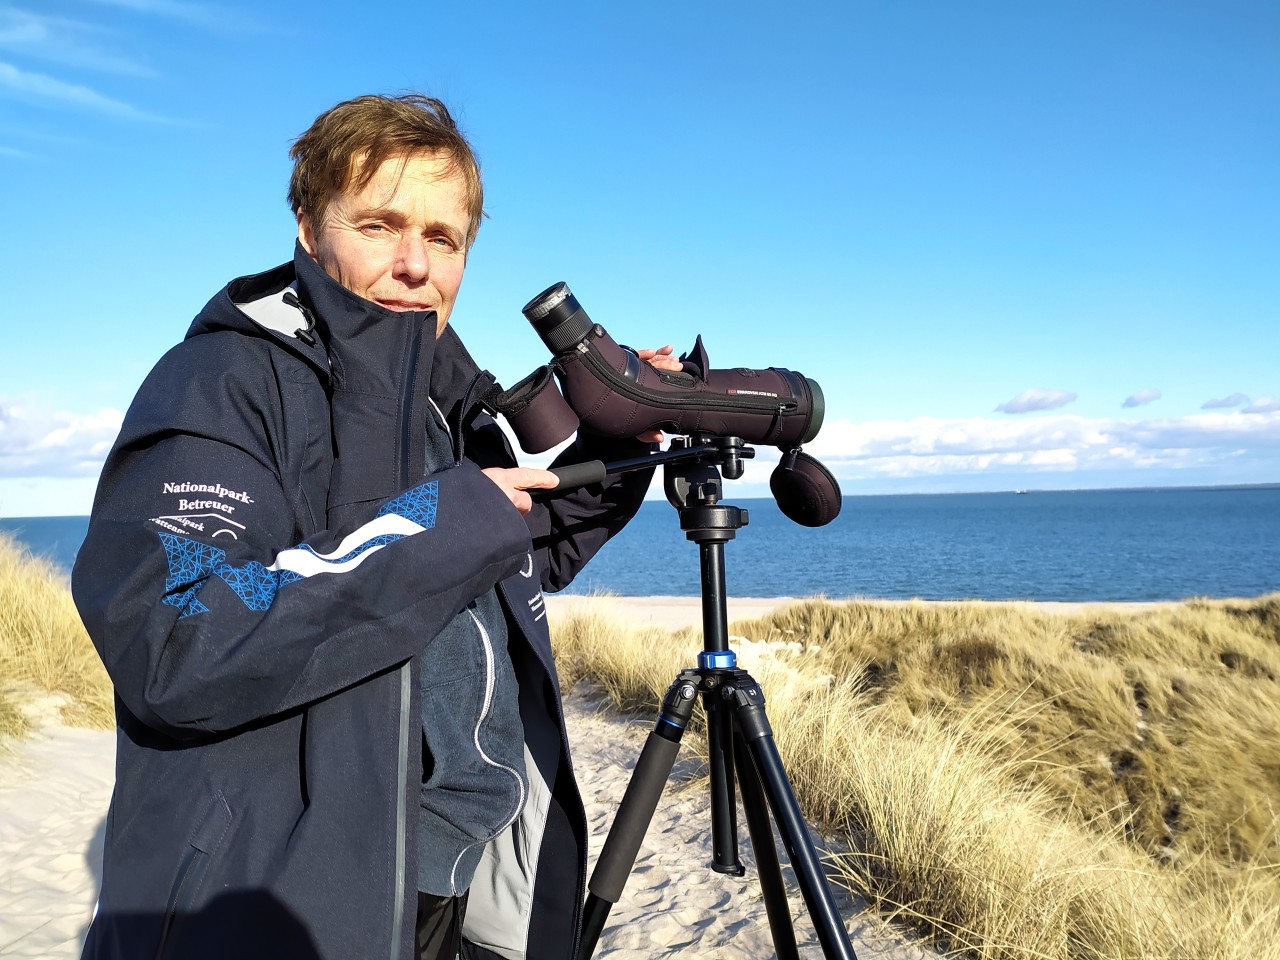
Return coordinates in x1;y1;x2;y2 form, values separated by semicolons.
293;242;491;416
291;242;438;399
190;244;493;414
292;242;437;349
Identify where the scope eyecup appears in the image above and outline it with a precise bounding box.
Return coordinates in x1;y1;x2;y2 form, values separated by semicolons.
522;282;595;356
492;364;580;453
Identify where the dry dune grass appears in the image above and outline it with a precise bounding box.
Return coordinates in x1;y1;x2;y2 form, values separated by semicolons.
551;595;1280;960
4;525;1278;957
0;533;113;737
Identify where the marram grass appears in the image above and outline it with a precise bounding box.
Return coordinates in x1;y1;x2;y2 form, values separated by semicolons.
5;528;1278;957
551;594;1280;960
0;532;112;736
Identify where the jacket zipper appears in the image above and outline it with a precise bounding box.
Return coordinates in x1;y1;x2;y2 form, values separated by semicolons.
575;340;805;416
399;324;423;489
389;665;412;960
389;319;425;958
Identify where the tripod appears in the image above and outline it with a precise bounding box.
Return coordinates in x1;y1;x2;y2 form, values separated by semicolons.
574;436;858;960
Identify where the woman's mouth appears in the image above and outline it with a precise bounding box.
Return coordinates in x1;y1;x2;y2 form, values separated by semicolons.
377;299;434;312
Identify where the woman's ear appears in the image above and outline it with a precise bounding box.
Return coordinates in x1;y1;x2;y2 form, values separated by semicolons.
297;212;317;256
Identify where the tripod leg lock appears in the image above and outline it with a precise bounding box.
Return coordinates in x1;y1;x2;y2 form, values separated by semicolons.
654;670;701;741
722;673;774;741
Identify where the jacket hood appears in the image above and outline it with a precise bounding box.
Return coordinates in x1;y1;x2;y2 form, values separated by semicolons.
184;252;331;381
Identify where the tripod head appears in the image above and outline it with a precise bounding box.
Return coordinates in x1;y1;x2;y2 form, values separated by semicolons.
660;436;753;550
543;431;839;527
662;435;752;511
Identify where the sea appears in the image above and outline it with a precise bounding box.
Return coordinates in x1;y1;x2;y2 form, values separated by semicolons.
3;485;1278;602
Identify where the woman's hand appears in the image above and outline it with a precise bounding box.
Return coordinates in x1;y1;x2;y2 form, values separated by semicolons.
482;467;559;514
632;345;683;442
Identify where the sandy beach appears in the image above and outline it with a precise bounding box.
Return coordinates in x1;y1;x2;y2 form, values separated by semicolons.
0;694;113;960
0;597;946;960
544;594;799;632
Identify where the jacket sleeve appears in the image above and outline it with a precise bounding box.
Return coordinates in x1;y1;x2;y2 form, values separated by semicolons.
72;343;532;739
525;431;657;593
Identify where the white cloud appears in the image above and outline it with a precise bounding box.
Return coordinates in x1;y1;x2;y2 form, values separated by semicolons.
76;0;217;24
1243;396;1280;414
1123;388;1161;408
805;410;1280;482
6;398;1277;515
0;7;155;76
0;60;161;119
1202;392;1249;410
0;401;123;477
501;403;1280;494
995;388;1078;414
75;0;268;32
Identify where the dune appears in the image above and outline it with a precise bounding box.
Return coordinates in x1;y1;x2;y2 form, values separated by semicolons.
0;601;943;960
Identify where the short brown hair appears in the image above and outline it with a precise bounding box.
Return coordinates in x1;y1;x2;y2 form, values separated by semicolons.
288;94;484;247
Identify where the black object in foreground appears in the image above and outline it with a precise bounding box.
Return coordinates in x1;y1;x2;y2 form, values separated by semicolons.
496;281;824;454
573;437;859;960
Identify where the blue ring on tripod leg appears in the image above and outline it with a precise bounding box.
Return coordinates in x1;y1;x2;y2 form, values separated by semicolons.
699;650;737;670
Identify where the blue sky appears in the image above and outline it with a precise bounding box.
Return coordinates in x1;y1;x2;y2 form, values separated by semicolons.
1;0;1277;516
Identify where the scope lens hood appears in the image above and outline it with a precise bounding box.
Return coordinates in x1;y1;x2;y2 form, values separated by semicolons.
802;378;825;444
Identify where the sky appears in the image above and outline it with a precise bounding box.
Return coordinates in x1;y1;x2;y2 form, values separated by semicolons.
1;0;1277;516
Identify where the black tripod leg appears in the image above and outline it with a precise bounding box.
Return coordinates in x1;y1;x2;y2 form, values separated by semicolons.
731;682;859;960
733;731;801;960
705;689;746;875
578;674;700;960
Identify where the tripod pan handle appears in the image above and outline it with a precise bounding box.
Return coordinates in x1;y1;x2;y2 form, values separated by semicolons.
549;460;607;490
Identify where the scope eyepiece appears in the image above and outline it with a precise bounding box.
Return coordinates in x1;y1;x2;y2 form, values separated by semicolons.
522;283;597;356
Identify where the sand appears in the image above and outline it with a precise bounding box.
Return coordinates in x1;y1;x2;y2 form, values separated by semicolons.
0;601;945;960
544;594;799;632
567;685;941;959
0;694;113;959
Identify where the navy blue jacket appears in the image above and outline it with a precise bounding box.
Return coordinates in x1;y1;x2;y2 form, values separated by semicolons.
72;247;653;960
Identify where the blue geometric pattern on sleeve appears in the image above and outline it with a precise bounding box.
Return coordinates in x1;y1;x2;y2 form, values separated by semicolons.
212;560;279;612
377;480;439;528
162;582;210;619
157;532;299;618
159;534;226;592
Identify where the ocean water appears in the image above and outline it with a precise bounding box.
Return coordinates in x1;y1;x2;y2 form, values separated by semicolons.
1;515;89;579
563;486;1280;601
3;486;1278;601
